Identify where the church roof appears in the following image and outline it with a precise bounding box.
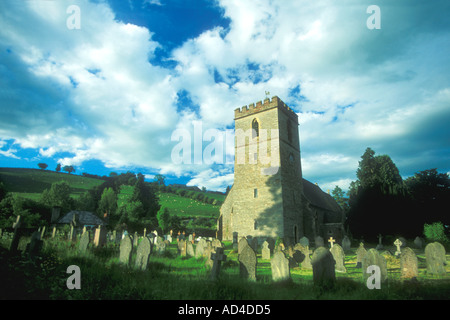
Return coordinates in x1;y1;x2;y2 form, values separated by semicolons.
57;210;106;226
302;179;342;214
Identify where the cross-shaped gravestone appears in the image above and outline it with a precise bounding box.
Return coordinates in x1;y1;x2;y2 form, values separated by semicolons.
328;237;335;248
394;239;403;257
210;247;227;280
376;234;384;250
9;215;22;253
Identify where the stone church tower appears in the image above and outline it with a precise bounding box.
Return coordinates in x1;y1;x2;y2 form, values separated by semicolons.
218;96;344;245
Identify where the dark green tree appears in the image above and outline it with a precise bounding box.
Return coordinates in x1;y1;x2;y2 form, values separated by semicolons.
41;180;74;213
131;173;160;219
98;187;118;221
55;163;61;172
331;185;349;212
38;163;48;170
63;165;75;174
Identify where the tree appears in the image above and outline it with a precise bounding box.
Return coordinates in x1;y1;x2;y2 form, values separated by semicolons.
154;174;165;186
55;163;61;172
98;187;117;220
423;222;448;243
157;207;171;234
331;185;349;212
346;148;410;239
63;165;75;174
41;180;73;213
38;163;48;170
131;173;160;219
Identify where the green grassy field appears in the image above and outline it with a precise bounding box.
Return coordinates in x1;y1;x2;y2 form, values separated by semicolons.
1;237;449;300
0;168;104;200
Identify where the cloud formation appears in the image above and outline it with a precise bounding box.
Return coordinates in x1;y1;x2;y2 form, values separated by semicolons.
0;0;449;192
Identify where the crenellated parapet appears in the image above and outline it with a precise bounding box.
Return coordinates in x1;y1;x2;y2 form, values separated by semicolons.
234;96;297;121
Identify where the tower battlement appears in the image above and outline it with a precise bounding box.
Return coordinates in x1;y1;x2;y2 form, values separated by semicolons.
234;96;297;120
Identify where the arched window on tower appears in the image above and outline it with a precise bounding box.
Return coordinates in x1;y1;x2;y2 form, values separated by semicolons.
252;118;259;139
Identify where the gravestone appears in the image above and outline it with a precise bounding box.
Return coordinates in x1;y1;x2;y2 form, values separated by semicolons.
299;236;309;248
394;239;403;257
238;237;249;255
52;226;57;239
79;231;90;253
271;251;290;282
195;238;207;258
239;244;257;281
398;237;407;248
328;237;335;248
212;238;223;250
186;241;195;257
311;247;336;288
425;242;446;276
9;215;22;253
376;234;384;250
40;226;46;240
413;236;424;250
342;236;351;252
315;236;324;248
400;247;418;279
133;232;139;248
210;247;227;280
94;225;107;247
232;232;239;251
27;231;43;262
362;248;388;284
262;241;271;260
155;238;167;254
356;243;367;268
119;235;133;265
330;243;347;273
301;246;313;269
178;239;187;257
135;237;152;270
250;237;258;252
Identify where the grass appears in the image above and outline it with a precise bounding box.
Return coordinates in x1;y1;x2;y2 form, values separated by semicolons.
0;167;104;199
1;237;449;300
157;192;220;218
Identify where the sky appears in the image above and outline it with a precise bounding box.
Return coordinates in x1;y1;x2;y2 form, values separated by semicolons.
0;0;449;194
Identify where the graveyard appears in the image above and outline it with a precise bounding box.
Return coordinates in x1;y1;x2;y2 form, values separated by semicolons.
1;227;449;300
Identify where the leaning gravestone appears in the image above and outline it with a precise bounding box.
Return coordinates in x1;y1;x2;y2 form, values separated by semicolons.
299;236;309;248
400;247;418;279
135;237;152;270
262;241;271;260
425;242;447;276
356;243;367;268
362;248;388;284
178;239;187;257
239;244;257;281
311;247;336;288
413;236;424;250
271;251;290;282
186;241;195;257
238;237;249;255
78;231;90;253
119;235;133;265
195;238;206;258
330;243;347;273
315;236;324;248
342;236;351;252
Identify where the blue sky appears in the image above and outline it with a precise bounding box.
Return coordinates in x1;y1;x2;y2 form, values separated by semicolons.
0;0;449;193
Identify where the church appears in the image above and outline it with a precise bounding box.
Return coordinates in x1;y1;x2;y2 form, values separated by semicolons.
217;96;344;246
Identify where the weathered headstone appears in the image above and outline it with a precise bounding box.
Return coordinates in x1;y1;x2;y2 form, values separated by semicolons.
425;242;446;276
301;246;313;269
133;231;139;247
186;241;195;257
155;238;167;254
79;230;90;253
400;247;418;279
311;247;336;288
238;237;249;255
362;248;388;284
315;236;324;248
40;226;46;240
394;239;403;257
9;215;22;253
94;225;107;247
239;244;257;281
178;239;187;257
52;226;57;239
271;251;290;282
413;236;424;250
299;236;309;248
356;243;367;268
342;236;351;252
262;241;271;260
210;247;227;280
195;238;206;258
119;235;133;265
135;237;152;270
330;243;347;273
376;234;384;250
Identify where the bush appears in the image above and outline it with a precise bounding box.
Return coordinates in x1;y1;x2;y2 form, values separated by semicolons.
423;222;448;243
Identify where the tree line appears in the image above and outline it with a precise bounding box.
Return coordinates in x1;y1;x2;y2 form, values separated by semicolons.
331;147;450;242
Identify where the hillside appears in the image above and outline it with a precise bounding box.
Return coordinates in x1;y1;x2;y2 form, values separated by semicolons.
0;168;223;232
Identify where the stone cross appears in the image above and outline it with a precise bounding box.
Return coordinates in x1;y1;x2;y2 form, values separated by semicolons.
376;234;384;250
9;215;22;253
328;237;335;248
394;239;403;256
210;247;227;280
